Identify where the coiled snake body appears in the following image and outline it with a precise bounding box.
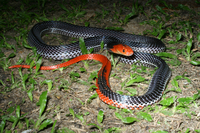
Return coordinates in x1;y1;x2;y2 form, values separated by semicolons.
12;21;171;110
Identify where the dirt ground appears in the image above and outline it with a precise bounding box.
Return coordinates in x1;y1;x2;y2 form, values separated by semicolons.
0;0;200;132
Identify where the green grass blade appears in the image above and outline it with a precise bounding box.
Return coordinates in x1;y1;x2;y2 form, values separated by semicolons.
51;120;57;133
159;97;175;106
38;119;53;131
0;120;6;133
197;32;200;42
121;117;137;124
16;105;20;118
186;38;193;55
190;60;200;65
79;37;88;54
41;79;53;92
137;112;152;122
36;91;48;117
35;57;42;73
69;108;75;119
97;110;104;124
27;87;34;102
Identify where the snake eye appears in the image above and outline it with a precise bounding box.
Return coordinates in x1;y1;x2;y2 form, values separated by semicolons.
123;49;125;53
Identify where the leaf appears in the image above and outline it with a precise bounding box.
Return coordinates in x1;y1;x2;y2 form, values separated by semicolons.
88;71;98;82
108;105;117;109
84;22;90;27
25;118;29;129
195;129;200;133
152;130;168;133
27;87;34;102
38;119;53;131
125;88;137;96
16;57;24;65
79;67;86;72
70;72;80;78
22;74;29;89
78;80;90;85
79;37;88;54
0;120;6;133
11;116;19;130
69;108;75;119
89;85;97;91
155;5;167;15
41;80;53;92
193;90;200;100
100;39;104;50
176;32;182;42
190;60;200;65
183;76;191;83
16;105;20;118
75;114;84;123
106;127;121;132
174;75;183;80
8;115;17;122
8;53;16;59
197;32;200;42
57;127;75;133
87;123;101;130
87;93;98;103
104;129;109;133
159;97;175;106
121;117;137;124
35;57;42;73
168;40;176;44
177;4;191;12
160;110;174;116
190;52;200;65
116;91;123;95
23;41;32;49
126;12;136;20
115;112;123;120
171;78;181;91
97;110;104;124
177;97;193;104
125;76;145;87
59;3;69;12
11;71;15;84
7;106;15;114
0;80;5;87
158;29;166;40
137;112;152;122
36;91;48;117
156;52;176;59
186;38;193;55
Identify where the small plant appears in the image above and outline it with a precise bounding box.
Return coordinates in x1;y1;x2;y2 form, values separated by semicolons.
0;52;15;71
67;108;87;125
34;91;53;131
177;38;200;65
59;3;86;21
115;111;138;124
0;105;28;131
119;0;144;25
87;110;121;132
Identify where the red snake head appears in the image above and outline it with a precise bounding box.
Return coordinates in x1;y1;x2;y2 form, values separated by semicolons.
108;44;134;56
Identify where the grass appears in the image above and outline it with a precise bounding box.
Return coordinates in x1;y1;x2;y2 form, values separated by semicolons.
0;0;200;132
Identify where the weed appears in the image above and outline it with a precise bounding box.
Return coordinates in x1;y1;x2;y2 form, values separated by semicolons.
119;0;144;25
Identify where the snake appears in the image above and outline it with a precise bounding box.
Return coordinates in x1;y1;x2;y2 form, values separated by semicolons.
9;21;171;110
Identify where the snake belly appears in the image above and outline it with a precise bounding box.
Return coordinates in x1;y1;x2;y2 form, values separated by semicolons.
28;21;171;110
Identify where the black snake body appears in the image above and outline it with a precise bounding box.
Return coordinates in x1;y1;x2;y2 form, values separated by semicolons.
28;21;171;109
